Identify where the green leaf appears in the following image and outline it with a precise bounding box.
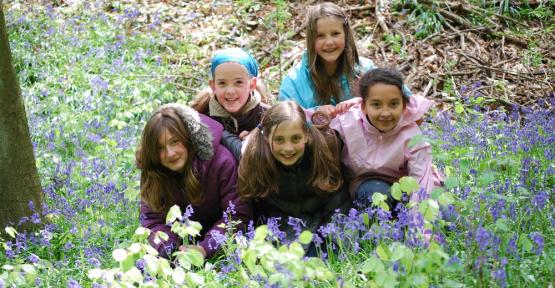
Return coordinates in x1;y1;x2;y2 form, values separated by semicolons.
254;225;268;241
4;227;17;238
478;171;496;186
495;218;509;232
455;102;465;114
166;205;182;223
359;256;385;274
444;177;460;189
376;244;390;261
298;231;313;245
399;176;420;195
519;233;533;252
419;199;440;221
362;213;370;226
390;244;407;262
391;183;402;201
438;192;455;206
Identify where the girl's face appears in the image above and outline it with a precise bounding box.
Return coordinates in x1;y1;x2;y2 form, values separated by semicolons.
158;128;188;172
314;16;345;73
269;120;308;166
362;83;405;132
210;62;256;116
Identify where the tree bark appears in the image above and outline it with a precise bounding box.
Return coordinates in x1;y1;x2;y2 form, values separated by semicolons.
0;0;44;230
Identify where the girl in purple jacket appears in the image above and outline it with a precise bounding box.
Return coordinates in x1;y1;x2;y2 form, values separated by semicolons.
136;103;252;259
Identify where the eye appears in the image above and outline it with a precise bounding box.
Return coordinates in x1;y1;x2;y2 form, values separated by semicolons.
273;137;284;144
371;103;380;108
292;135;302;143
391;102;400;108
332;32;341;36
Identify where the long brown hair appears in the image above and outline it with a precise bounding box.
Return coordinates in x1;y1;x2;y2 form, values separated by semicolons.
238;101;342;199
306;2;360;105
137;107;203;212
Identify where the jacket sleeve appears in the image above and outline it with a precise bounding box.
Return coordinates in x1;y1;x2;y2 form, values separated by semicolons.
197;147;253;257
220;130;243;161
279;74;301;103
140;200;180;258
406;137;435;201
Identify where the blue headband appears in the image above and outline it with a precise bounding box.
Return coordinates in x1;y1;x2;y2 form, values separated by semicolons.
210;48;259;77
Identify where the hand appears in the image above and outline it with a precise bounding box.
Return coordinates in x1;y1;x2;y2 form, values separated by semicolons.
179;245;207;258
315;105;336;118
239;130;250;141
335;97;362;115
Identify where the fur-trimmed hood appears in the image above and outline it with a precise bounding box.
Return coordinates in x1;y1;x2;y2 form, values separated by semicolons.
159;103;223;161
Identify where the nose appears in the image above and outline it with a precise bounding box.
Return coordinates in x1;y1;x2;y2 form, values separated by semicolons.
282;142;295;153
165;145;177;157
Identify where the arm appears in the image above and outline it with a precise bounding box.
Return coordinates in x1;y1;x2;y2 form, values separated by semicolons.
406;139;435;202
140;200;180;259
221;130;243;161
197;149;253;257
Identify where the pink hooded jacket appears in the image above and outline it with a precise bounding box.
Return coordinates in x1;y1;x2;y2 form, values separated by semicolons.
331;95;443;200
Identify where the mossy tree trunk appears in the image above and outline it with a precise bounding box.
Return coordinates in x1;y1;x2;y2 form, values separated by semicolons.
0;0;43;230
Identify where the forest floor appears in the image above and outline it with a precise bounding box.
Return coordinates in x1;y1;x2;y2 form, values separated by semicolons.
100;0;554;111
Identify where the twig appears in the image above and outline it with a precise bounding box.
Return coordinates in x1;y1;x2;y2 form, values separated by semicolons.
422;78;434;97
375;0;390;34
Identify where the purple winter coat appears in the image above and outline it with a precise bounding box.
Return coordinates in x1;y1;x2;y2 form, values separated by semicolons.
140;112;252;259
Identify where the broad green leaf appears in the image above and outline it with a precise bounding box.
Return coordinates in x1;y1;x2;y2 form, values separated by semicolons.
495;218;509;232
419;199;440;221
444;177;460;189
5;227;17;238
358;256;385;274
390;243;408;262
438;192;455;206
166;205;182;223
172;268;185;284
478;171;496;186
519;233;533;252
430;187;443;200
455;102;464;114
408;134;426;148
122;267;143;283
254;225;268;241
399;176;420;194
112;248;128;262
391;183;402;201
376;244;391;261
298;231;313;245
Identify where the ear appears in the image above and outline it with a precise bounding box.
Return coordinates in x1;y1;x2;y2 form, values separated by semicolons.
249;77;257;92
209;79;216;93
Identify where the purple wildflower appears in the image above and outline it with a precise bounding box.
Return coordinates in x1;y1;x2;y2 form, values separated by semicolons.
530;232;544;255
475;227;490;251
28;253;40;264
67;279;81;288
532;191;549;210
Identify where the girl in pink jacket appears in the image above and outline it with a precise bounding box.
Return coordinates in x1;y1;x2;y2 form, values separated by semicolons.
330;68;443;207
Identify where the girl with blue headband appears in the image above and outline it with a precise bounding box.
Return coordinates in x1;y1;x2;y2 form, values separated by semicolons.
190;48;270;160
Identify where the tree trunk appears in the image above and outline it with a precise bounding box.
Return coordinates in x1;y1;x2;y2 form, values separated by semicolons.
0;1;44;230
